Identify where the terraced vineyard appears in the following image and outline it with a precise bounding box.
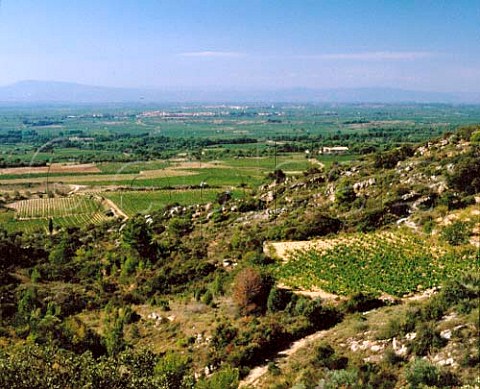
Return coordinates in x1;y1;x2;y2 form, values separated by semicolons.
275;230;477;297
7;196;110;231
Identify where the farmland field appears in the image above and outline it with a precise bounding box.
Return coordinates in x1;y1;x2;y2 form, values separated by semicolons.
104;188;241;216
4;196;110;232
274;229;478;297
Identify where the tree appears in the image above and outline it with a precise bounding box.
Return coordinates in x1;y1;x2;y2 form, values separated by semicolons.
103;308;126;356
122;217;155;259
268;169;286;184
232;267;271;315
336;184;356;206
447;147;480;195
48;218;54;235
154;352;193;388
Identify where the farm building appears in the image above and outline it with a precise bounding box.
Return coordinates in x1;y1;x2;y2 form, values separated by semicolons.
319;146;349;155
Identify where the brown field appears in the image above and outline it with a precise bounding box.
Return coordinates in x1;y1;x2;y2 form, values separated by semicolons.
0;160;231;187
0;168;197;185
0;163;101;175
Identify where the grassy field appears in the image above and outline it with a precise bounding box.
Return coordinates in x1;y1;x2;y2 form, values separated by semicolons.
104;188;245;216
275;229;477;297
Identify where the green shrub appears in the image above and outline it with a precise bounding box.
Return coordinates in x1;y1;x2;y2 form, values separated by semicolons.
441;221;472;246
201;290;214;306
439;273;479;313
195;366;239;389
323;369;360;389
314;343;348;370
405;359;440;388
267;287;293;313
267;361;281;376
411;323;446;356
154;352;193;389
342;292;384;313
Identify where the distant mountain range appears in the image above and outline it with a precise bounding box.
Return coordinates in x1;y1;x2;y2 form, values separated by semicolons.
0;80;479;104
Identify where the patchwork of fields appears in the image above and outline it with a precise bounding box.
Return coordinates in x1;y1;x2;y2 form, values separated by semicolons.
0;153;315;229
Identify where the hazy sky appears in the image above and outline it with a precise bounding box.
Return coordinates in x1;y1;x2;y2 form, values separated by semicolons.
0;0;479;91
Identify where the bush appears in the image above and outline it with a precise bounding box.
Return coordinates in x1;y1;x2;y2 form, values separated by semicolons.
342;292;384;313
314;343;348;370
405;359;440;388
439;273;479;313
336;185;356;207
196;366;239;389
411;323;446;356
154;352;193;388
441;221;472;246
232;267;272;315
267;287;293;313
323;369;360;389
447;147;480;195
302;299;343;329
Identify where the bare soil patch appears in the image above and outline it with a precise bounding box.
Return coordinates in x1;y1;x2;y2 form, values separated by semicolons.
265;239;336;262
0;163;101;175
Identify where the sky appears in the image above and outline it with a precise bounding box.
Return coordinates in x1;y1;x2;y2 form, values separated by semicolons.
0;0;479;92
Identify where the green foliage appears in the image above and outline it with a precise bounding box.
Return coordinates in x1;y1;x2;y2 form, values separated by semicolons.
154;352;193;389
405;359;441;389
471;130;480;143
103;307;127;356
267;287;294;313
323;369;360;389
302;299;342;329
439;273;480;313
0;344;163;388
457;124;480;141
280;212;343;241
195;366;239;389
336;184;356;207
314;343;348;370
447;147;480;195
374;145;414;169
17;287;39;323
168;217;192;238
411;322;446;356
120;255;139;280
122;217;155;259
201;289;214;306
441;221;472;246
30;267;41;283
277;230;477;296
341;292;385;313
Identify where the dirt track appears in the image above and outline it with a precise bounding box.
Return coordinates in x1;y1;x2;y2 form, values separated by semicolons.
239;330;329;388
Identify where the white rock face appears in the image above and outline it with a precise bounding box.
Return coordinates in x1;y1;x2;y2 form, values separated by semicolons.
440;329;452;340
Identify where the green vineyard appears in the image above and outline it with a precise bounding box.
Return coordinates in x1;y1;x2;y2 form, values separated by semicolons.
7;196;110;232
276;230;478;297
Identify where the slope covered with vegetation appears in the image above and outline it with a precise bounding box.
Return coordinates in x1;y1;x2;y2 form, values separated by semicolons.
0;124;479;388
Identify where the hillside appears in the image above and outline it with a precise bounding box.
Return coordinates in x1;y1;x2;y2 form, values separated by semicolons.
0;125;478;388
